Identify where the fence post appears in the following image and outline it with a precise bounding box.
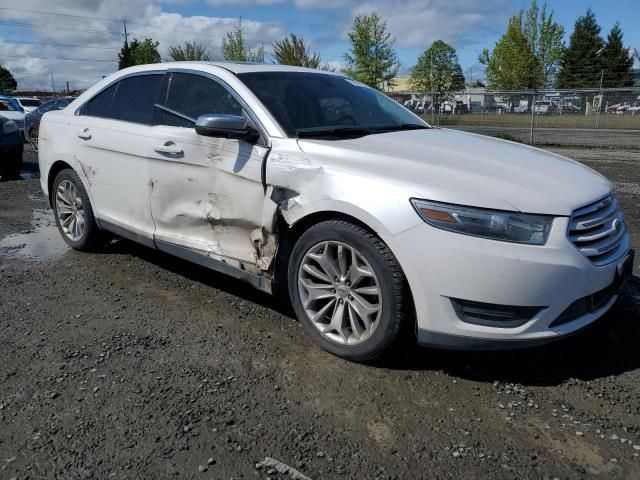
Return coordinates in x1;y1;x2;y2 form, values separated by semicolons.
530;91;535;145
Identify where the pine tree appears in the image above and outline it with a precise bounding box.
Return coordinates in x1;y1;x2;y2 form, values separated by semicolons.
118;38;134;70
343;12;399;90
479;15;541;90
601;23;634;88
0;65;17;92
557;9;604;88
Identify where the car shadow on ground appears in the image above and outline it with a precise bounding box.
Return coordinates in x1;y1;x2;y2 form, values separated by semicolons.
393;276;640;386
99;238;640;387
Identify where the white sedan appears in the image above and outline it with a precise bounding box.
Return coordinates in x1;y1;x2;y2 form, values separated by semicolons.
37;62;633;362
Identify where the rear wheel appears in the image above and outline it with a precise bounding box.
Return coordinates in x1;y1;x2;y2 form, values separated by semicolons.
52;169;103;251
288;220;413;362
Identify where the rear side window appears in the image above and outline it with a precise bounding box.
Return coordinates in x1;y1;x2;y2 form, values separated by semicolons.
110;75;164;124
82;83;117;118
162;73;243;127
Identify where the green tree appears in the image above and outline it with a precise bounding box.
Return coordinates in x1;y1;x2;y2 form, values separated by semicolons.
167;40;211;61
523;1;564;88
343;12;399;90
601;23;634;87
131;38;161;65
118;38;134;70
222;19;264;62
0;65;17;92
479;14;541;90
409;40;465;93
272;34;320;68
557;9;604;88
119;38;161;68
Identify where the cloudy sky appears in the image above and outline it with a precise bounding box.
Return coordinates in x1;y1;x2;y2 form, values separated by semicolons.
0;0;638;90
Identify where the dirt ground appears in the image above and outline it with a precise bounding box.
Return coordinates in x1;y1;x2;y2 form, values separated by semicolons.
1;139;640;480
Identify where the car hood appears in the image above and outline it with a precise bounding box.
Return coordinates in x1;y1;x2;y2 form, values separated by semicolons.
0;111;25;122
296;128;611;216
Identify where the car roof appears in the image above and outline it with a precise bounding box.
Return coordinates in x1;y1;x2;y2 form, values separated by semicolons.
120;61;340;76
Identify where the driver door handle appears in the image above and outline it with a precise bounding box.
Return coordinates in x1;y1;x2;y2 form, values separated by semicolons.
77;128;91;140
154;141;183;155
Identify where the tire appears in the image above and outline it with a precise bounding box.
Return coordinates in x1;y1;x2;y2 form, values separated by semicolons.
288;220;413;362
52;169;103;251
29;129;38;153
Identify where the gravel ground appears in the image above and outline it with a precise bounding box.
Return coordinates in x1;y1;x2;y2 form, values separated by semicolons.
1;145;640;480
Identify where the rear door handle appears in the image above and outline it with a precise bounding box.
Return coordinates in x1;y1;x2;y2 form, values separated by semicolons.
154;141;183;155
77;128;91;140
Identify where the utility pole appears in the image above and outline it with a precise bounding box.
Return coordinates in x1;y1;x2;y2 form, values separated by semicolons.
123;20;129;46
430;51;435;125
595;69;604;128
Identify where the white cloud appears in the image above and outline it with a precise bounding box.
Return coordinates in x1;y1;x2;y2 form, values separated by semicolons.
0;0;284;90
296;0;509;49
206;0;283;4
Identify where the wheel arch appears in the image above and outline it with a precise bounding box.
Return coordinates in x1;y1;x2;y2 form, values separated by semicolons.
272;209;417;328
47;160;78;208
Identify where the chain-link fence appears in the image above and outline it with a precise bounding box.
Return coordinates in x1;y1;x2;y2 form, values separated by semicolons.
389;88;640;145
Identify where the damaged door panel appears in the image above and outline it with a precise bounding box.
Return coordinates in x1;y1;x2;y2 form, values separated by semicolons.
148;125;275;275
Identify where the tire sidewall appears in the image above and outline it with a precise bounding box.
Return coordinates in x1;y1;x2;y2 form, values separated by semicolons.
288;222;403;361
52;169;97;250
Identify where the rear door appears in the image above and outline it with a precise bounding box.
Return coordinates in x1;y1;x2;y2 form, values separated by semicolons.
72;72;165;245
147;71;272;272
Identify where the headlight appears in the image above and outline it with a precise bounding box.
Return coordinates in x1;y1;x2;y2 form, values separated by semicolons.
2;120;18;135
411;199;553;245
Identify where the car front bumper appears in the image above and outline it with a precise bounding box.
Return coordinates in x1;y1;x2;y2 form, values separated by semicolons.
385;217;633;349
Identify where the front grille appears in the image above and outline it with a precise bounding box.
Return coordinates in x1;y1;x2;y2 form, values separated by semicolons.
568;194;627;266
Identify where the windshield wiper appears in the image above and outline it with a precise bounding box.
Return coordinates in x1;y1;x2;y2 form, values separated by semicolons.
371;123;430;133
296;127;375;139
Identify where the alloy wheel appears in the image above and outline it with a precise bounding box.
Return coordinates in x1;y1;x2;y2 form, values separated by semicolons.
29;130;38;153
55;180;85;242
298;241;382;345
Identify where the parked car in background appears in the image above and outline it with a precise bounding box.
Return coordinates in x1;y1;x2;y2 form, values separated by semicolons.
24;96;75;152
39;63;632;362
0;115;23;176
0;96;25;136
533;100;556;115
15;97;42;113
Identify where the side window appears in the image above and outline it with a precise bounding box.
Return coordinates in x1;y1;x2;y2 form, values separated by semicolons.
162;73;243;127
82;83;118;118
110;74;164;124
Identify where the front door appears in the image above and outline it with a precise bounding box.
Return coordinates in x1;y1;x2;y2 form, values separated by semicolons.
148;72;272;272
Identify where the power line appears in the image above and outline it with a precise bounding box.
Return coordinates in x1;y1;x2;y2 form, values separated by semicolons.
0;20;124;36
0;39;117;50
0;7;122;23
0;54;116;63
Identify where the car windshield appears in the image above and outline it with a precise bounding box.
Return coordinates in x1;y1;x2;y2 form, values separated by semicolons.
0;100;17;112
237;72;428;138
20;99;41;107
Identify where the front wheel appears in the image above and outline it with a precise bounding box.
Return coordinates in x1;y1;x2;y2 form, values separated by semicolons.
288;220;413;362
52;169;103;251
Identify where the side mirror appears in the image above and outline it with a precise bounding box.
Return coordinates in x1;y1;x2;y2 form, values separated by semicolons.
195;114;259;142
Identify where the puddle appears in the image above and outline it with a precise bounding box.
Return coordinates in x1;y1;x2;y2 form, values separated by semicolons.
0;209;69;262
